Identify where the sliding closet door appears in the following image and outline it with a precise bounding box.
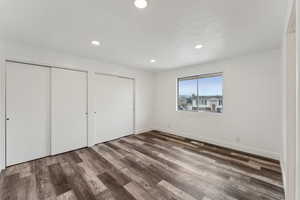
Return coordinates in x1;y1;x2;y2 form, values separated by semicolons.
6;62;50;166
94;74;134;143
51;68;88;155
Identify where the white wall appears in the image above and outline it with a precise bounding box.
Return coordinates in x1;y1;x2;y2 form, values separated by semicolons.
153;49;282;160
0;41;154;170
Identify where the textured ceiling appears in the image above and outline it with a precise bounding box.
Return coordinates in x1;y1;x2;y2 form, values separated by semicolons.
0;0;287;71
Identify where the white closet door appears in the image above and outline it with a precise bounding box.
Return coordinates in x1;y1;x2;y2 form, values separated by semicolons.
51;68;87;155
6;62;50;166
95;74;134;144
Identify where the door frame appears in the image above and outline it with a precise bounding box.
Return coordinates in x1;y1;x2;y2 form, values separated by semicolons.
296;0;299;198
4;59;89;167
284;0;297;199
94;72;136;138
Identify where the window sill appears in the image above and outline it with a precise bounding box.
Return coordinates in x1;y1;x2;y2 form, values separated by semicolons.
176;110;223;115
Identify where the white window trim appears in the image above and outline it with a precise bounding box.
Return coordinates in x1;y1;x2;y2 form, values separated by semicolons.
176;72;223;114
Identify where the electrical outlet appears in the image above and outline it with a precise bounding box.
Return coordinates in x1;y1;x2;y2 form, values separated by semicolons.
236;137;241;143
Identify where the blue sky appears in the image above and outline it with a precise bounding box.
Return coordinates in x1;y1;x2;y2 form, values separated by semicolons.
179;76;223;96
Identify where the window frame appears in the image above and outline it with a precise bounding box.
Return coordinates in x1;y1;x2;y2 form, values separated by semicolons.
176;72;223;113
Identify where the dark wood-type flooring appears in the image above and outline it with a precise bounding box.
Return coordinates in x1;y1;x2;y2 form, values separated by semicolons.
0;131;284;200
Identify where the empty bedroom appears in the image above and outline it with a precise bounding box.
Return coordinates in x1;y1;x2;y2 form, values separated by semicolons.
0;0;299;199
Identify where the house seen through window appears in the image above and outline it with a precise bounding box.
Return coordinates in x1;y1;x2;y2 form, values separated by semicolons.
177;73;223;113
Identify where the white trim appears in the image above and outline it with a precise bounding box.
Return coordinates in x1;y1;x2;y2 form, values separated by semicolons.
4;58;88;73
296;0;300;199
282;1;297;199
135;128;154;134
280;155;287;194
155;128;280;160
285;0;297;33
284;1;297;199
95;72;135;80
0;56;5;171
4;61;7;168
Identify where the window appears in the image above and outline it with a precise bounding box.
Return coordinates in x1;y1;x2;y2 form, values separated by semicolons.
177;73;223;113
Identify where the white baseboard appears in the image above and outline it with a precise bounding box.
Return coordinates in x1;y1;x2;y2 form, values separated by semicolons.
0;163;4;173
0;162;4;171
155;128;280;160
280;156;288;199
135;128;154;134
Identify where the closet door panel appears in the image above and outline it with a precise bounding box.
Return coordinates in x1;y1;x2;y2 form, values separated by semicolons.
6;62;50;166
51;68;87;155
95;74;134;143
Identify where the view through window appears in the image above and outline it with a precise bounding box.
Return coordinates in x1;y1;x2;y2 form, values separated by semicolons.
177;73;223;113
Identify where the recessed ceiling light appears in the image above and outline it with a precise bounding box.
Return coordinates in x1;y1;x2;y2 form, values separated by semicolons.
150;59;156;63
134;0;148;9
195;44;203;49
91;40;100;46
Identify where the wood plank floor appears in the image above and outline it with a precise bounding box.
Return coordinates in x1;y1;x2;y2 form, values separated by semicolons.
0;131;284;200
